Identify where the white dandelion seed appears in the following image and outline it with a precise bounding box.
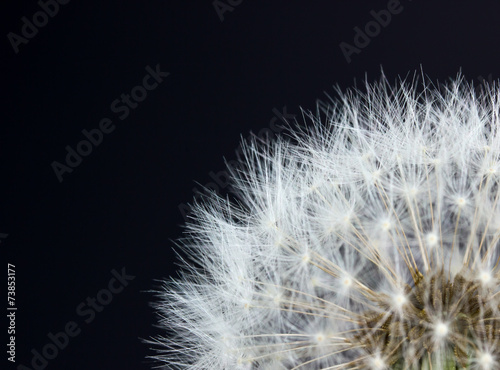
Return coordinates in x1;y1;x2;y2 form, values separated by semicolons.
149;73;500;369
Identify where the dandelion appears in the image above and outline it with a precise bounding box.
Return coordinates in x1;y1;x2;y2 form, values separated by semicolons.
150;73;500;369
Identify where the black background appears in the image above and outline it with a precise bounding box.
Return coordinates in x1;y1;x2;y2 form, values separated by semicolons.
2;1;500;369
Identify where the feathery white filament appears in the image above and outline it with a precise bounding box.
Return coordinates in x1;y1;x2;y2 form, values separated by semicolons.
150;74;500;369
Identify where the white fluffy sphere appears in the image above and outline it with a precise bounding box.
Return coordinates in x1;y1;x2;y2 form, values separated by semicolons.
150;74;500;369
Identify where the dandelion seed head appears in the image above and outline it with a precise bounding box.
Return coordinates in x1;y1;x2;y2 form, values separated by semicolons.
478;352;494;369
370;355;387;370
478;270;493;285
150;73;500;369
380;219;392;231
314;332;325;344
434;322;449;339
426;231;439;248
456;196;467;207
392;293;407;309
341;276;352;288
